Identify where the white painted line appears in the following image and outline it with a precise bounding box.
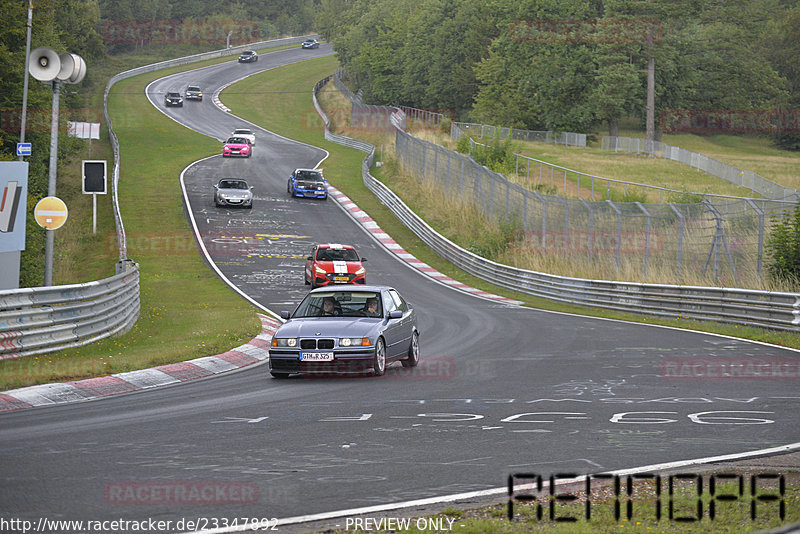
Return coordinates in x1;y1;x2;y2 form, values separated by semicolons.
181;442;800;534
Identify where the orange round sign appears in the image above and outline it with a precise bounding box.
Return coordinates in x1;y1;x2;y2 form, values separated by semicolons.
34;196;68;230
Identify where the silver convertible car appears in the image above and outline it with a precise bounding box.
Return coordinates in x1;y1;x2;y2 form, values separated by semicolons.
269;286;420;378
214;178;253;208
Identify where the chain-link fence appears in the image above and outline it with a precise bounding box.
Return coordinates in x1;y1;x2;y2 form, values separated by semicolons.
397;130;797;285
452;121;587;147
602;136;800;202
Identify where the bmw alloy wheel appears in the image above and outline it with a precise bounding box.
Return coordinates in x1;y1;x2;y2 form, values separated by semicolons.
373;338;386;376
402;332;419;368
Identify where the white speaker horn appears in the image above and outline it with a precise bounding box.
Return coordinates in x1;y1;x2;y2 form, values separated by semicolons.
67;54;87;85
29;47;60;81
56;52;75;81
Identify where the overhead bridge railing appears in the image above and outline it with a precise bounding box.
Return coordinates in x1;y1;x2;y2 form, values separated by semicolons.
0;261;140;359
313;76;800;333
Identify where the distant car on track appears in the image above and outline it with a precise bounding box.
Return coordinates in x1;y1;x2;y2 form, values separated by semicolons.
238;50;258;63
185;85;203;100
214;178;253;208
301;39;320;49
268;285;419;378
222;136;252;158
305;243;367;288
231;128;255;146
288;168;327;199
164;91;183;107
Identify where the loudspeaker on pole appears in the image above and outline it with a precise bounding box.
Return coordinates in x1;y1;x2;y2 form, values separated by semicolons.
28;47;60;81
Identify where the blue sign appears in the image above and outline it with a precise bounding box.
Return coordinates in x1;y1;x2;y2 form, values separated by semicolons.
16;143;32;157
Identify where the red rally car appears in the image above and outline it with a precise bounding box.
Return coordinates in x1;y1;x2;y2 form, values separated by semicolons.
305;244;367;288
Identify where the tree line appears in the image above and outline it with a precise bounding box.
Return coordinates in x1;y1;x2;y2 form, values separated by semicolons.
316;0;800;146
0;0;317;286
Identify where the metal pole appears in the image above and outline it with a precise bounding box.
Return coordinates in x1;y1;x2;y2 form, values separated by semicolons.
635;202;651;280
44;80;61;286
606;200;622;269
669;203;685;281
746;199;764;277
93;193;97;234
18;0;34;162
580;199;593;255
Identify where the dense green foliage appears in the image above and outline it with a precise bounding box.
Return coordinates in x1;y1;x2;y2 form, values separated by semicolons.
317;0;797;137
766;206;800;284
1;0;316;286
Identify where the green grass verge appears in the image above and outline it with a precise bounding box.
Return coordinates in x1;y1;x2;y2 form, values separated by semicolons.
614;125;800;192
0;48;294;390
220;59;800;352
4;45;798;391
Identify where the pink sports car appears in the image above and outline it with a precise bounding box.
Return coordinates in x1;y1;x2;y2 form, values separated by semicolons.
222;136;252;158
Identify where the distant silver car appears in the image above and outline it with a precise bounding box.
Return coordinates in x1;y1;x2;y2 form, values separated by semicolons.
185;85;203;100
214;178;253;208
269;285;420;378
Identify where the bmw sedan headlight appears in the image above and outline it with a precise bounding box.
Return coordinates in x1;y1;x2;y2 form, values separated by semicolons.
339;337;371;347
271;338;297;347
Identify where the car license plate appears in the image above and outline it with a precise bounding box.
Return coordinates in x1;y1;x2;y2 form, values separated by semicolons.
334;276;349;281
300;352;334;361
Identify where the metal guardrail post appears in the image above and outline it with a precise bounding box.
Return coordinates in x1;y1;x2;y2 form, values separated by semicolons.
533;191;547;249
559;197;569;251
745;199;765;277
635;202;652;280
607;200;622;269
668;203;685;281
580;199;594;255
703;200;736;284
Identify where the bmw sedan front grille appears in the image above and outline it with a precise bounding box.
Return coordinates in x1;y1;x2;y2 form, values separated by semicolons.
299;339;335;349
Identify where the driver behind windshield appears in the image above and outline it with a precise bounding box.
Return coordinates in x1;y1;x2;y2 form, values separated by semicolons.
361;297;380;317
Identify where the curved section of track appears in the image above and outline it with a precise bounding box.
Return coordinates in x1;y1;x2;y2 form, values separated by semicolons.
1;45;799;529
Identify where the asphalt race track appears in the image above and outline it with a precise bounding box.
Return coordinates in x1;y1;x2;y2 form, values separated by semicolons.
1;44;799;531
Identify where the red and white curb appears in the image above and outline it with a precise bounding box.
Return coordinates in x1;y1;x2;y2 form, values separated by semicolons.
327;186;523;306
0;315;281;413
213;93;230;113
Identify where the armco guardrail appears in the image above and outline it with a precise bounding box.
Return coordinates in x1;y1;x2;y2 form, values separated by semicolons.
314;76;800;332
0;261;140;359
105;35;315;260
452;121;587;148
602;135;800;202
0;36;313;359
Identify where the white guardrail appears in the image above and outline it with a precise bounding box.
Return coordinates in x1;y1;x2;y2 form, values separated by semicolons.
0;260;140;358
0;36;315;360
313;76;800;333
